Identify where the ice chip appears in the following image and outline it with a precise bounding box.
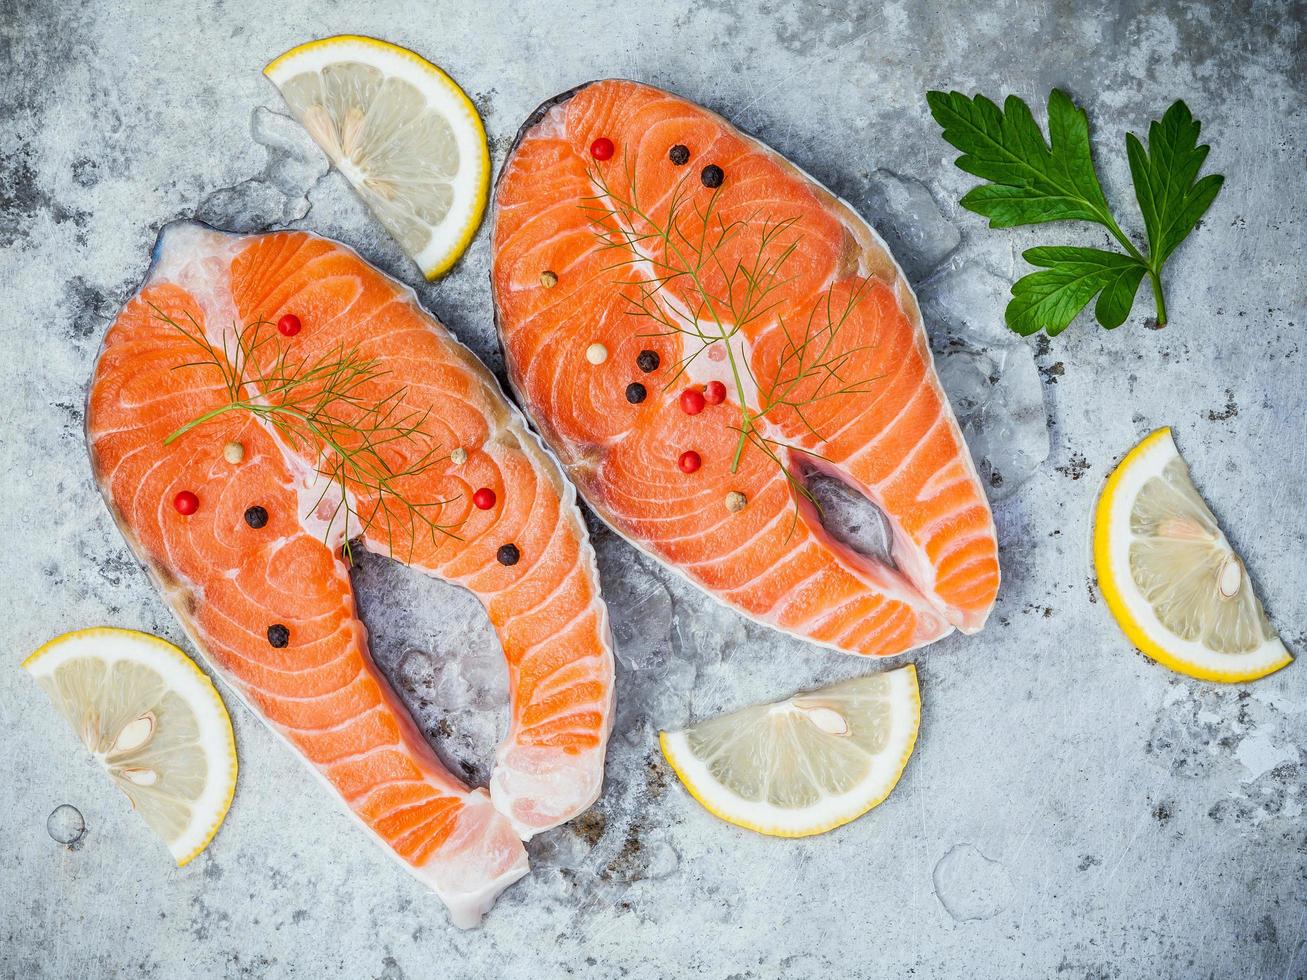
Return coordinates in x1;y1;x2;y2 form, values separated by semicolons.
251;106;329;197
396;647;439;695
860;169;961;282
530;824;595;871
456;651;508;712
601;550;674;672
194;108;329;231
195;180;294;233
670;591;749;666
642;656;696;730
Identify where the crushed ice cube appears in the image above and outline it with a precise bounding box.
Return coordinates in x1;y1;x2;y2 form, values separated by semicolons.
859;169;961;282
595;536;674;672
641;656;696;731
671;591;749;667
920;260;1051;498
194;107;329;232
250;106;329;198
350;549;506;787
195;180;295;233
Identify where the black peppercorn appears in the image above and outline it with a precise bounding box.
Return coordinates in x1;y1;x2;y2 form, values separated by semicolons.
636;350;660;373
700;164;724;189
625;382;647;404
496;543;520;566
267;624;290;648
668;144;690;165
243;505;269;529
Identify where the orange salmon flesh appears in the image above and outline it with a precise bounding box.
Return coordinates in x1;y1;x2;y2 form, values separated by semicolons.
86;224;615;927
492;80;1000;656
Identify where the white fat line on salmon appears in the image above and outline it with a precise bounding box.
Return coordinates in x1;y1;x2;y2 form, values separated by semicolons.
146;223;244;336
583;177;764;407
583;167;890;485
148;222;353;551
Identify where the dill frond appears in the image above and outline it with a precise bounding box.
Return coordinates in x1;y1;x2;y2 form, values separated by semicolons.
151;303;460;562
581;156;879;538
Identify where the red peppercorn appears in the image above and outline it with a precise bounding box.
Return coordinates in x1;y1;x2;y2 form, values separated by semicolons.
679;387;706;415
590;137;614;161
678;451;702;474
173;491;199;515
472;487;497;510
277;313;302;337
704;380;727;405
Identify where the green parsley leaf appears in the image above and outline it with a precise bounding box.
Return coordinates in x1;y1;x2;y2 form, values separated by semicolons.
926;89;1223;336
1125;100;1225;268
925;89;1111;228
1007;247;1146;335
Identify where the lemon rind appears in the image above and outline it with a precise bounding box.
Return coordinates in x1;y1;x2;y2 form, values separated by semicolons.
659;665;921;838
24;627;238;865
263;34;490;280
1094;428;1292;684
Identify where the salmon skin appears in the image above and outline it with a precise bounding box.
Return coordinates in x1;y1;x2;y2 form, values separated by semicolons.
491;80;1000;657
86;222;615;927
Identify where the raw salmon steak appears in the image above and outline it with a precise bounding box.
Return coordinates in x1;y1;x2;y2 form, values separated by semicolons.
491;81;1000;656
87;222;615;927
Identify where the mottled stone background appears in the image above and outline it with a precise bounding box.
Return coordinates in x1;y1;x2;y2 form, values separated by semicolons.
2;1;1305;977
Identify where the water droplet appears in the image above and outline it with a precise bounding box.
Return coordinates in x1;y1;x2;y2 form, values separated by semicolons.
932;843;1013;921
643;840;679;879
47;804;86;848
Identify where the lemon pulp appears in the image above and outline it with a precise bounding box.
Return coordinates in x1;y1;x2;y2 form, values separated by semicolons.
660;666;920;837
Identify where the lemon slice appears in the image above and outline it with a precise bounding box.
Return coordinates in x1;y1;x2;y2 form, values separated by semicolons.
264;35;490;279
659;666;920;837
23;628;238;865
1095;428;1292;682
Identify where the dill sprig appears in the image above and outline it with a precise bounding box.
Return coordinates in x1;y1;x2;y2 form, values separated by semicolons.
151;303;460;561
581;158;879;530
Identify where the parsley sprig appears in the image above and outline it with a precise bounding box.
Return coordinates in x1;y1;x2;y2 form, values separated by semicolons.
926;89;1224;336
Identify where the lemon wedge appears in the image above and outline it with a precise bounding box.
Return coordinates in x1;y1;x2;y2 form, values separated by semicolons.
1095;428;1292;682
264;35;490;279
24;628;238;865
659;666;920;837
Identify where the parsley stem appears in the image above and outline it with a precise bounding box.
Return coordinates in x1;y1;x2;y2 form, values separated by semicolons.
1104;211;1168;325
1149;270;1168;326
1099;213;1147;267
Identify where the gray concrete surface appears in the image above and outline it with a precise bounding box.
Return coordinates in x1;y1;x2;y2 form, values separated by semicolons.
2;1;1305;977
